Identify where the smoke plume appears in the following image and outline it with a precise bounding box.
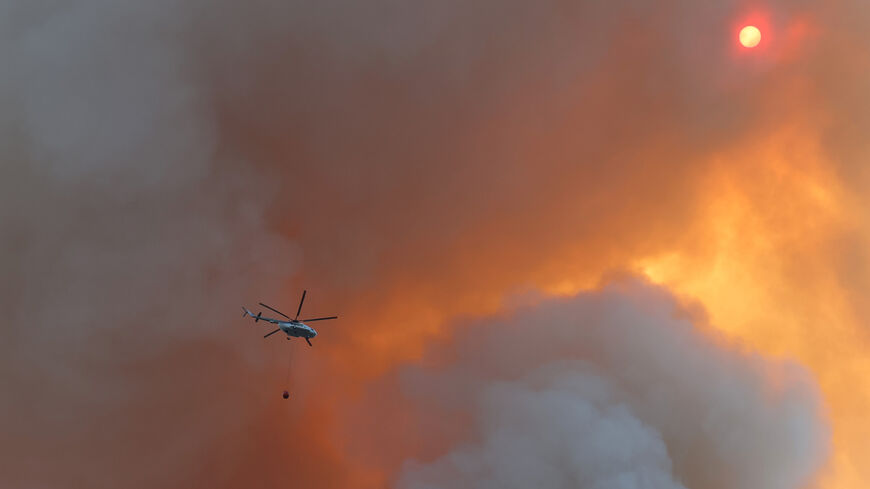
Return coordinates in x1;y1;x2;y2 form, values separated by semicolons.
347;282;829;489
1;0;867;487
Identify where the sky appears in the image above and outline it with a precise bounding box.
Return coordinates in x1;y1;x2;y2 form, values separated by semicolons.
1;0;869;488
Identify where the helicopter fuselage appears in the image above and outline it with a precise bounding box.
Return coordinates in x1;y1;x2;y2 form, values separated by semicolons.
278;321;317;339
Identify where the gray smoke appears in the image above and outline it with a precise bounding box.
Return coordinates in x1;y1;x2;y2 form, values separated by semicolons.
388;281;829;489
0;0;860;487
0;1;303;487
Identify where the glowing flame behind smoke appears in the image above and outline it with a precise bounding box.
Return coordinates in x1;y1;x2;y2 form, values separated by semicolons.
634;127;870;489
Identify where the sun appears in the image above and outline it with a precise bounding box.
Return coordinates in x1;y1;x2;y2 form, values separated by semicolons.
739;25;762;48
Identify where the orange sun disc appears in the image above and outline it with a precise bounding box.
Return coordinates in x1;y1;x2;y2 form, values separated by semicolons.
739;25;761;48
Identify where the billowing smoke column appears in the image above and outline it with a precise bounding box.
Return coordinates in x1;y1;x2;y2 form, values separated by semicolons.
0;0;867;487
348;282;829;489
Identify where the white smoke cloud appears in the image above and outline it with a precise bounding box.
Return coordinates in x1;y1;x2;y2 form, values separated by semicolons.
391;281;829;489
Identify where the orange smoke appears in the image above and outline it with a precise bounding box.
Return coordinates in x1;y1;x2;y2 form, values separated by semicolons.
635;124;869;489
7;1;869;488
318;60;867;489
272;6;866;487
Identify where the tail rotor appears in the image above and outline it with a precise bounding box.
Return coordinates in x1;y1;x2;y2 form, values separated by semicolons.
242;307;264;322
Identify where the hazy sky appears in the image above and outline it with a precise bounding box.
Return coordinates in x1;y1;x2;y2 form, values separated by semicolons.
2;0;868;488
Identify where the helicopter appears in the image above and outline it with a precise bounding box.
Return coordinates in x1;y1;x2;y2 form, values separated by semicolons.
242;290;337;346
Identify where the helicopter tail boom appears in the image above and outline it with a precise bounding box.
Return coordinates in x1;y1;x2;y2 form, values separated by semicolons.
242;307;282;325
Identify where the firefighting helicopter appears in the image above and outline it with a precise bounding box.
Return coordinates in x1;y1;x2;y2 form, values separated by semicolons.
242;290;337;347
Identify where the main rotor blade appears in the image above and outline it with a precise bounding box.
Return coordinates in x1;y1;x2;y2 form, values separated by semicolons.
259;302;291;320
295;290;307;320
263;328;281;338
300;316;338;322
